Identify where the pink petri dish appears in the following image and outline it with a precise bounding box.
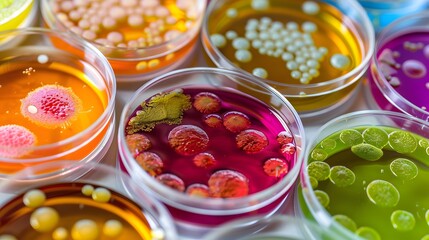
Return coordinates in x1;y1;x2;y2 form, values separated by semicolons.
117;67;305;238
368;12;429;122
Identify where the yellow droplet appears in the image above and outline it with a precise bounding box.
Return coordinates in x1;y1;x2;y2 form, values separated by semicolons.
30;207;60;232
136;61;147;70
165;53;175;61
23;189;46;208
103;219;123;237
92;187;111;203
148;59;160;68
52;227;68;240
81;185;94;196
71;219;99;240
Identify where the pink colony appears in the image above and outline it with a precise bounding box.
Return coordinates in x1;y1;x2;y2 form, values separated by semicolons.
0;124;37;158
208;170;249;198
20;85;82;129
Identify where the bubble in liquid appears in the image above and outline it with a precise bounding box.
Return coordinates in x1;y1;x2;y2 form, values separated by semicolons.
310;148;328;161
0;124;36;158
333;214;357;232
193;92;222;114
168;125;209;156
366;180;400;208
30;207;60;232
388;130;417;154
20;85;82;129
391;210;415;231
362;127;388;149
355;226;381;240
23;189;46;208
186;183;210;197
71;219;99;240
314;190;329;207
351;143;383;161
329;165;356;187
263;158;289;177
402;59;426;78
203;114;223;128
135;151;164;176
339;129;363;146
390;158;418;180
307;161;330;181
156;173;185;192
126;133;151;155
235;129;268;153
276;131;293;145
193;152;216;168
223;111;251;133
208;170;249;198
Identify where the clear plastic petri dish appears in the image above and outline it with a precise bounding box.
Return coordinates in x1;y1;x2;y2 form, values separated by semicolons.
40;0;207;82
0;161;177;240
201;0;375;118
358;0;428;33
368;12;429;122
203;214;342;240
0;28;116;180
296;110;429;239
117;67;305;238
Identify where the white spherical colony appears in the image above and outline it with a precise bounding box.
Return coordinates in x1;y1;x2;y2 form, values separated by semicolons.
232;37;250;50
251;0;270;10
252;39;263;48
287;61;298;70
286;22;298;31
252;67;268;78
291;70;301;79
330;53;351;70
302;21;317;33
210;34;226;48
282;52;293;61
302;1;320;15
71;219;99;240
226;8;238;18
23;189;46;208
37;55;49;64
235;49;252;62
226;30;238;40
245;31;258;40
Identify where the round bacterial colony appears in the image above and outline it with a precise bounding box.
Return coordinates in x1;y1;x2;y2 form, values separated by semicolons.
206;0;361;85
125;88;297;198
306;126;429;239
0;183;165;240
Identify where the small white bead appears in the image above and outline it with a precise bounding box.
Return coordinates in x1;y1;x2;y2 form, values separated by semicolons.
263;40;274;49
302;21;317;33
287;45;297;53
252;68;268;78
267;50;274;56
330;54;351;70
232;38;250;50
319;47;328;55
235;50;252;62
309;69;320;77
259;48;267;54
286;22;298;30
300;77;310;84
283;37;293;44
299;64;309;72
291;70;301;79
311;51;324;60
307;59;319;68
37;55;49;64
286;61;298;70
245;31;258;40
271;21;283;30
226;30;238;40
282;52;293;61
259;32;270;40
226;8;238;18
302;1;320;15
251;0;270;10
295;57;305;64
210;34;226;48
270;33;281;40
275;40;285;49
252;39;263;48
260;17;272;25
